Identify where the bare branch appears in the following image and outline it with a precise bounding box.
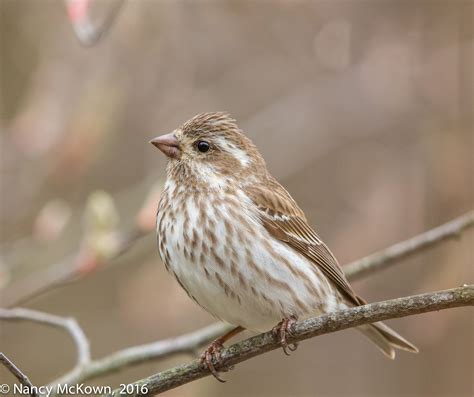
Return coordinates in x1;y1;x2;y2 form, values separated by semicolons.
0;353;38;397
0;308;90;370
105;285;473;396
344;211;474;280
48;322;231;392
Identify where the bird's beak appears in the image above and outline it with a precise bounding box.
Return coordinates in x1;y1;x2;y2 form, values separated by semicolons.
149;133;181;159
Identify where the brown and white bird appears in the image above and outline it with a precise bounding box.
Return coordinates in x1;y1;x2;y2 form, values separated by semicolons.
150;112;417;380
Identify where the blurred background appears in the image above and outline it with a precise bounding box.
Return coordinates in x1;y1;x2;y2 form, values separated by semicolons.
0;1;473;396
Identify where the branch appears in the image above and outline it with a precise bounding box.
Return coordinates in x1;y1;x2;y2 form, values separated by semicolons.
0;308;90;371
106;285;474;396
344;211;474;280
0;353;38;397
48;322;231;392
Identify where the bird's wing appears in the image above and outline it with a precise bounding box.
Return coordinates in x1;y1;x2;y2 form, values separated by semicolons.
245;181;360;306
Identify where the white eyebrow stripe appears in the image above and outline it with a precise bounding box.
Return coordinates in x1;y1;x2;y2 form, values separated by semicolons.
215;137;251;167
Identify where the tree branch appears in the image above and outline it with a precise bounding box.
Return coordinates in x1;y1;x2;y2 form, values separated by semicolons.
48;322;231;392
344;211;474;280
0;353;38;397
0;308;90;371
106;285;473;396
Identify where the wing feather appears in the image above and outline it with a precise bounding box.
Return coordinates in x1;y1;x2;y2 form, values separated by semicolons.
245;181;359;306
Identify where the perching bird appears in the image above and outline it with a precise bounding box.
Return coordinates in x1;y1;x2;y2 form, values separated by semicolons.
150;112;418;380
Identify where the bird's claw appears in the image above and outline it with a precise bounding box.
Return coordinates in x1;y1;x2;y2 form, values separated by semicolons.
272;315;298;356
200;341;226;382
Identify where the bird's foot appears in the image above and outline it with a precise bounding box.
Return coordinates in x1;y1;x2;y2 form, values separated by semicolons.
272;315;298;356
199;326;244;382
200;340;226;382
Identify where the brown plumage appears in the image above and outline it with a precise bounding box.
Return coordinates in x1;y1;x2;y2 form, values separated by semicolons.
151;112;418;380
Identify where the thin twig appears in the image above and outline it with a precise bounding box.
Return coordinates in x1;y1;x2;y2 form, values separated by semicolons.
105;285;474;396
344;211;474;280
0;353;38;397
0;308;90;369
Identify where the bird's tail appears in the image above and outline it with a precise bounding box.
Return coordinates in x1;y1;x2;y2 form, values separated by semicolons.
358;322;419;359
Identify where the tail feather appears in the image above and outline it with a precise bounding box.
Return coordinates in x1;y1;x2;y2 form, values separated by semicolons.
358;322;418;359
354;295;418;358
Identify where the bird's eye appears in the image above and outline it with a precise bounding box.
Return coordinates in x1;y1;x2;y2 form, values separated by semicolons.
196;140;210;153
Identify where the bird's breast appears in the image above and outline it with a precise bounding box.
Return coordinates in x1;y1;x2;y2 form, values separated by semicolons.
156;186;339;330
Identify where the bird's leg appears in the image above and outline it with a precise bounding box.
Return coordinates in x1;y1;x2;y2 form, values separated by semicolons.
200;326;245;382
272;315;298;356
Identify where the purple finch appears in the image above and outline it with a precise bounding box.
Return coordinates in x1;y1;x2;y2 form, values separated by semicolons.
151;112;417;380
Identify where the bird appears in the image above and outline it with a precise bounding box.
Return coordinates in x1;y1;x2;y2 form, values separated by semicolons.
150;112;418;381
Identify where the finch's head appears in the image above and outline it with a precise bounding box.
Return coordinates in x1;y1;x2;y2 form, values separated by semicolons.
150;112;265;187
